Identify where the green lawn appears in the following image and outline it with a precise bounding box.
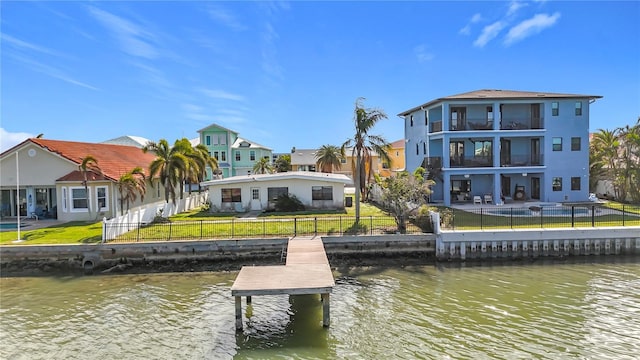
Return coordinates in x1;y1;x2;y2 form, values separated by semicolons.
0;221;103;245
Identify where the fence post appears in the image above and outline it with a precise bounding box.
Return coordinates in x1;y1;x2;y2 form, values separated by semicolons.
370;216;373;235
591;205;595;227
314;217;318;236
510;207;513;229
571;206;575;228
200;220;203;239
339;216;342;235
137;222;141;242
480;208;483;230
540;208;543;228
232;219;234;239
622;205;625;226
294;218;297;236
168;222;172;241
263;218;266;237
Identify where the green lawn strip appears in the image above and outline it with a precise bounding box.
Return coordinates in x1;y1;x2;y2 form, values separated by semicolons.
601;202;640;215
0;221;103;245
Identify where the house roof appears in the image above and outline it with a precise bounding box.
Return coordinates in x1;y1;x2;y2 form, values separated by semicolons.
200;171;353;187
290;149;319;165
7;138;158;182
197;122;239;134
101;135;151;148
398;89;603;116
390;139;405;149
231;137;272;151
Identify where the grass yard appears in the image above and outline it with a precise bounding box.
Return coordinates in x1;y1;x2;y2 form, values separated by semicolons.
0;221;103;245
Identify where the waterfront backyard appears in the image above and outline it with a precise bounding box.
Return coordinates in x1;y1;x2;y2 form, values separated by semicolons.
1;201;639;245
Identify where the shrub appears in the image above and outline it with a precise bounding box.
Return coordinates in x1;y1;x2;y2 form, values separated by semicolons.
274;193;305;212
411;205;434;232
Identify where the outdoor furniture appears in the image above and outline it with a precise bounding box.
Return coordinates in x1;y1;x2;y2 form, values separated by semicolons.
473;196;482;205
484;194;493;204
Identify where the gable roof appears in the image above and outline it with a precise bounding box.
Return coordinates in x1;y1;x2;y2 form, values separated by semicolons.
197;123;239;134
390;139;405;149
398;89;603;116
9;138;158;182
201;171;353;187
231;137;272;151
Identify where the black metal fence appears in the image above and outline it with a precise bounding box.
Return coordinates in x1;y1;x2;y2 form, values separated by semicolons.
105;216;424;243
447;204;640;230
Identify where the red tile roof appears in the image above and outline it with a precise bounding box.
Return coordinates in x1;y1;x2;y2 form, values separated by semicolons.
27;138;157;182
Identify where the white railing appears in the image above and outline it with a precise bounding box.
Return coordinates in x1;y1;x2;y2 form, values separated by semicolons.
102;192;209;242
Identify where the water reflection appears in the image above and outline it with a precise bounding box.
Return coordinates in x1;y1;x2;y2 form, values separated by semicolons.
1;258;639;359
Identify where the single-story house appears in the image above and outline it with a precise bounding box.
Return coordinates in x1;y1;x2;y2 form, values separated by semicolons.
0;138;171;222
200;171;353;212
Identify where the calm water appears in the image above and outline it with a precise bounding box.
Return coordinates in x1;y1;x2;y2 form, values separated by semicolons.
1;259;639;359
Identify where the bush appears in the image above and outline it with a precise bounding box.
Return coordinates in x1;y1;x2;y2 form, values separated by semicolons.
274;193;305;212
411;205;434;232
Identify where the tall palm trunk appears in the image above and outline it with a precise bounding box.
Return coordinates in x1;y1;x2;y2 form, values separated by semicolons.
355;151;361;222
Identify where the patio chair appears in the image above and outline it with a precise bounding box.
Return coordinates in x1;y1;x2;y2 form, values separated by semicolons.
484;194;493;204
473;196;482;205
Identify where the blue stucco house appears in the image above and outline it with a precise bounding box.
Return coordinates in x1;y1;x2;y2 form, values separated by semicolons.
399;89;602;206
197;123;273;179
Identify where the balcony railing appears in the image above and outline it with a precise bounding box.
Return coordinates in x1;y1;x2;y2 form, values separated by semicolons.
421;156;442;169
430;121;443;133
450;155;493;168
500;117;544;130
500;154;544;167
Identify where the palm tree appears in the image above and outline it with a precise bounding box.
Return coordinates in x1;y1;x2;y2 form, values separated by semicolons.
253;157;273;174
79;155;101;218
315;145;344;173
172;139;218;197
274;154;291;172
192;144;218;192
342;98;391;222
590;129;621;198
116;167;147;214
142;139;187;204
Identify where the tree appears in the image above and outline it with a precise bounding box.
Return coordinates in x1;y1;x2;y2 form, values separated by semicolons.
79;155;101;218
377;172;434;233
116;167;146;213
192;143;218;191
315;144;344;173
142;139;187;204
253;157;273;174
274;154;291;172
342;98;391;222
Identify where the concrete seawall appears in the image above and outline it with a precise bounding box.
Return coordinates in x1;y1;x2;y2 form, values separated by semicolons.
0;235;436;275
437;226;640;260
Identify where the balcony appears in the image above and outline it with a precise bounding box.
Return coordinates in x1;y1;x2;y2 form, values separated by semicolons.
450;118;494;131
421;156;442;169
430;121;443;133
500;117;544;130
500;154;544;167
450;155;492;168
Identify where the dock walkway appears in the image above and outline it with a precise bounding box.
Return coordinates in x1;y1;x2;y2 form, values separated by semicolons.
231;236;334;330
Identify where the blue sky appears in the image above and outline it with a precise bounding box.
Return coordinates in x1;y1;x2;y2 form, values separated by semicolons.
1;1;639;153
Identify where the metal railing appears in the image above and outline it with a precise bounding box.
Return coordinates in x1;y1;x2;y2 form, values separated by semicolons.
104;216;424;243
447;204;640;230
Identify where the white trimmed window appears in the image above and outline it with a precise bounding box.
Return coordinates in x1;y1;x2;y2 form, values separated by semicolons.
96;186;108;211
70;187;88;212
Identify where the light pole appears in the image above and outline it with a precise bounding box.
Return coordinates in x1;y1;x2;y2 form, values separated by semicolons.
16;150;22;242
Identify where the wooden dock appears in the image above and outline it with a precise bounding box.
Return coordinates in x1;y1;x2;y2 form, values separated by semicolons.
231;236;334;330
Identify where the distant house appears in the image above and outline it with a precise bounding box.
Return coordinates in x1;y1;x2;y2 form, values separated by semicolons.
101;135;151;148
0;138;170;221
379;139;406;177
196;123;273;179
289;147;388;179
200;171;353;212
399;89;602;205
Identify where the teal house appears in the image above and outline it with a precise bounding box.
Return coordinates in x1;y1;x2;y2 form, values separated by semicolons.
197;123;273;179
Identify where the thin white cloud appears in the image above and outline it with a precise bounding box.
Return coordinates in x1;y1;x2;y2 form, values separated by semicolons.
459;13;483;35
200;88;246;102
8;53;99;91
474;21;507;48
0;128;34;152
88;7;158;59
504;12;561;45
507;1;528;17
261;22;283;84
207;5;247;31
1;33;67;57
414;44;435;62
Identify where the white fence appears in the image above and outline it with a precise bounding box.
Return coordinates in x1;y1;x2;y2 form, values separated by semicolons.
102;192;209;242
